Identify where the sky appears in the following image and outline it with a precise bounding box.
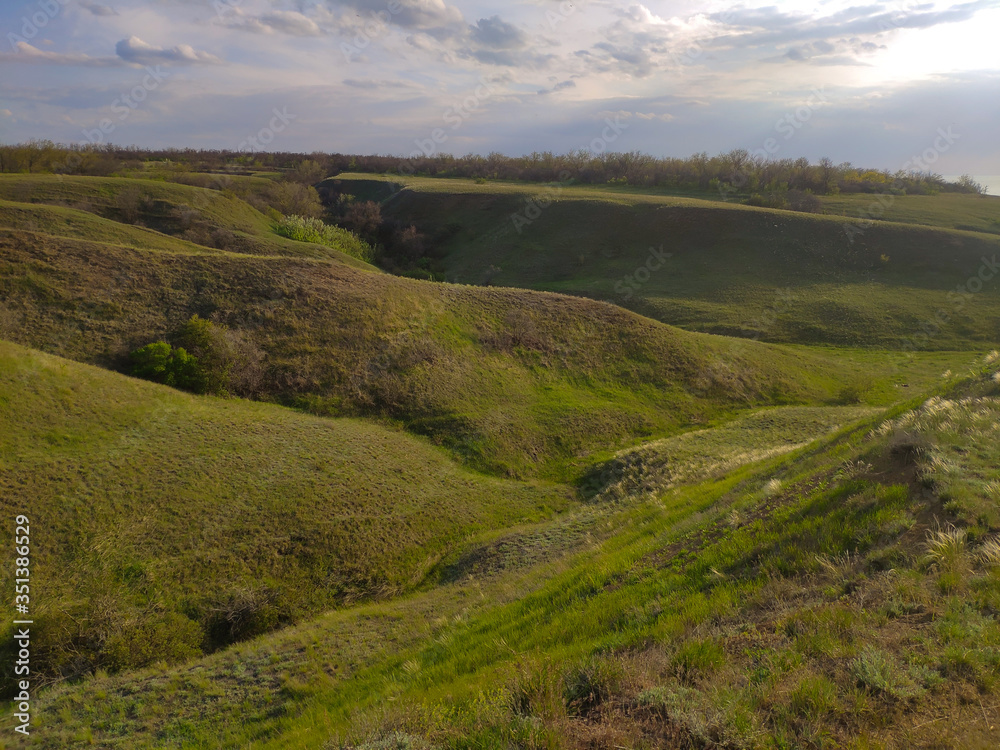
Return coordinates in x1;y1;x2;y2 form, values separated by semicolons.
0;0;998;173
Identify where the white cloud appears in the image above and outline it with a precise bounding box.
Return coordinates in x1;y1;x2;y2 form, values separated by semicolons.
115;36;222;65
0;42;122;67
223;9;324;37
79;1;118;16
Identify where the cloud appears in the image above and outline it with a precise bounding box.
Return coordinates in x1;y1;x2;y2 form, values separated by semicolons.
224;10;324;37
332;0;464;33
115;36;222;65
79;1;117;16
0;42;122;67
709;0;999;52
470;16;527;49
538;79;575;95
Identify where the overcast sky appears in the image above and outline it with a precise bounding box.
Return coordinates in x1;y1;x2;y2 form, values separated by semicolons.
1;0;998;172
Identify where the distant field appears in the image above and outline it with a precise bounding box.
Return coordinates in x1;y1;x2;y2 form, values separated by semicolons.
331;173;1000;348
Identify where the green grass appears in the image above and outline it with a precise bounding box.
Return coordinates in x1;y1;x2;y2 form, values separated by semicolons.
0;175;376;266
4;170;1000;749
0;340;572;688
1;197;969;479
588;405;881;501
26;358;1000;749
819;191;1000;235
332;173;1000;349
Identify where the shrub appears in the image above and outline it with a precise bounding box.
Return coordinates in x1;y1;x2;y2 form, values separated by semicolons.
129;317;264;396
787;189;822;213
115;184;144;223
263;181;323;217
129;341;204;392
341;200;383;242
206;586;288;648
745;192;788;209
274;214;374;263
850;647;923;700
101;611;203;672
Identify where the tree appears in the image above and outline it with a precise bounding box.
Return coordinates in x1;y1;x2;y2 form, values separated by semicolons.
957;174;986;195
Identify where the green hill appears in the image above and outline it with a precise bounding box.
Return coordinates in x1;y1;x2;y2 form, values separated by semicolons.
0;340;571;686
1;221;969;479
0;174;374;265
1;166;998;749
27;355;1000;749
331;174;1000;348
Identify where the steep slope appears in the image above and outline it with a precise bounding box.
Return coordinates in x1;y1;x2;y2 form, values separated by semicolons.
333;174;1000;348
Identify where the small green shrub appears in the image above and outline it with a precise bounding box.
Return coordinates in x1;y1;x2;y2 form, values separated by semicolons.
129;316;265;396
129;341;204;392
850;647;923;700
274;214;374;262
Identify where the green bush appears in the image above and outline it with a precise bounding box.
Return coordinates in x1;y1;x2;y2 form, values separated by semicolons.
850;647;923;700
102;611;203;672
129;341;204;392
129;316;265;396
274;214;374;263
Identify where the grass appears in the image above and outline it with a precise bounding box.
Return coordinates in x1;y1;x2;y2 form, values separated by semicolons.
0;175;376;266
586;405;880;501
4;170;1000;748
0;179;972;479
331;173;1000;348
23;360;1000;749
0;341;571;689
818;191;1000;235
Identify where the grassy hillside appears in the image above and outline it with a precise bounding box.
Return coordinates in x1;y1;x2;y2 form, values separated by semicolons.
0;340;572;688
332;174;1000;348
819;192;1000;235
1;212;967;479
0;174;374;265
27;356;1000;749
2;168;998;748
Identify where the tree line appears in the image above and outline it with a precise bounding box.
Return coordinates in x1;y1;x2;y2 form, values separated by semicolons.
0;139;987;197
